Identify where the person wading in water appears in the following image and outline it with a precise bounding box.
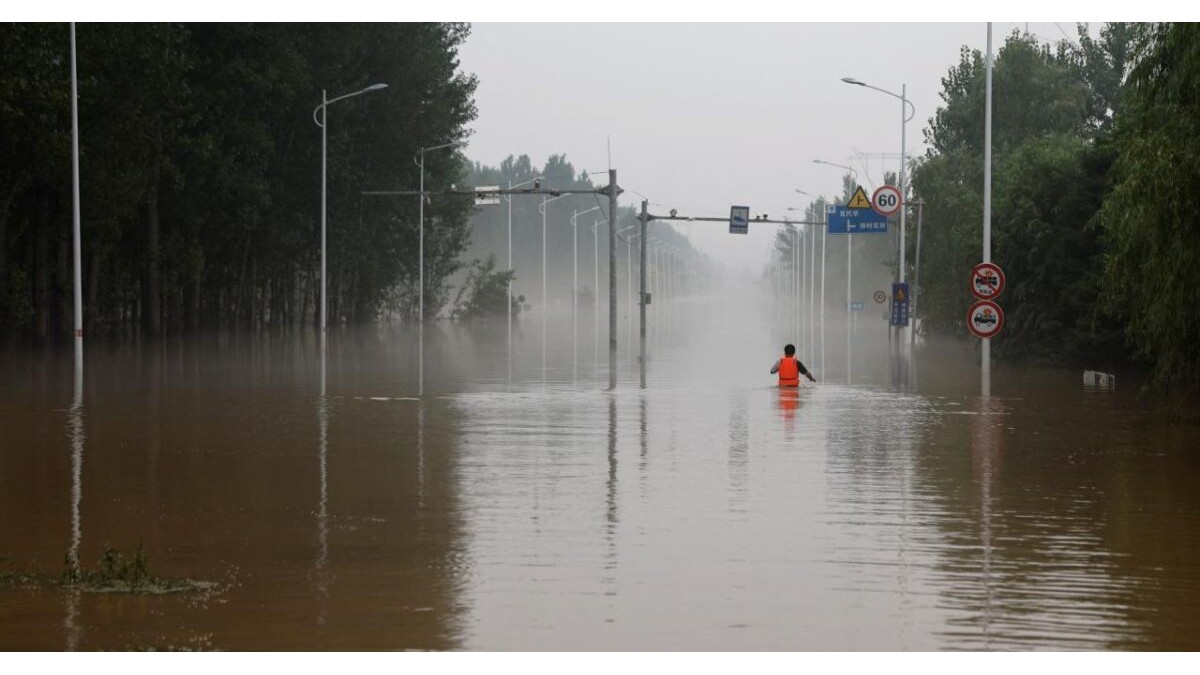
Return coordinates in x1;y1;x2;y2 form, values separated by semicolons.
771;344;816;387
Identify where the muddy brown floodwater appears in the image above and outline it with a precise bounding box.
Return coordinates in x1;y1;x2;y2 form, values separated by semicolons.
3;287;1200;650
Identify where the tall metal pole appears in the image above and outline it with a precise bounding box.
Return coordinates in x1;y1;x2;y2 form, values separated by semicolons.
793;228;800;344
315;83;386;336
507;179;513;383
608;170;618;389
911;200;923;345
821;208;827;377
847;228;853;385
639;200;648;388
572;211;578;381
321;89;328;333
899;83;908;286
626;234;634;352
541;195;547;382
70;23;82;367
809;215;816;367
983;23;994;397
594;217;600;369
899;83;909;346
68;25;84;609
801;222;807;360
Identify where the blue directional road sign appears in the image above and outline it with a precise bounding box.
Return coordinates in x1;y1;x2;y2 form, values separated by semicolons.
848;301;865;311
890;282;910;327
729;205;749;234
827;205;889;235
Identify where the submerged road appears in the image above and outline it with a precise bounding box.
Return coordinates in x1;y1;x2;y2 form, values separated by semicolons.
2;285;1199;649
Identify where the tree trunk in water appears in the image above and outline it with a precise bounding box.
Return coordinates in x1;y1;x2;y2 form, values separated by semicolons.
33;185;51;342
145;168;162;337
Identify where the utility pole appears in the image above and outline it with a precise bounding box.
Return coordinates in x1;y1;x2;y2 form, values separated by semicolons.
635;209;822;386
639;200;649;388
608;169;619;390
809;214;816;368
983;23;994;398
821;207;827;377
593;217;601;370
911;200;923;345
365;178;617;390
70;22;82;370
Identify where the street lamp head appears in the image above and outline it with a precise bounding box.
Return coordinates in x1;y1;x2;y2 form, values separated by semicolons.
841;77;865;86
364;83;389;92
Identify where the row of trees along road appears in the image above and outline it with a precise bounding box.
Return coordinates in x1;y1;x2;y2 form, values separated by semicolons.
0;23;476;340
463;153;718;314
908;23;1200;394
772;24;1200;394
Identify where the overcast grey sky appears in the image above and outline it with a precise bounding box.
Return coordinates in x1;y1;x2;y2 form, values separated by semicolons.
456;22;1087;270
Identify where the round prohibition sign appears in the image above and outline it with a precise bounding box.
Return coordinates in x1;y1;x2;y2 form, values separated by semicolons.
970;262;1006;300
873;290;887;304
967;300;1004;339
872;185;903;217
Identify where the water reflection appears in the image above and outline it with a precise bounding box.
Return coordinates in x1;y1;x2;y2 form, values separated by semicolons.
64;363;83;651
3;297;1200;650
969;395;1003;648
316;335;329;625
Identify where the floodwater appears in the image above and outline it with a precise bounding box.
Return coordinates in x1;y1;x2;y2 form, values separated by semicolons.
3;285;1200;651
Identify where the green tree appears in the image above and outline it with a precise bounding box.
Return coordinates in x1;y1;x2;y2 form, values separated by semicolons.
1099;23;1200;391
911;27;1134;363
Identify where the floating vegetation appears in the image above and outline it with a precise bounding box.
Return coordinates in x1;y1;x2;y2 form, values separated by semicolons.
2;543;215;595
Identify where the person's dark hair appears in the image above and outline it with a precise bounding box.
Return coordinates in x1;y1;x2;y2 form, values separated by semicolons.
784;344;795;356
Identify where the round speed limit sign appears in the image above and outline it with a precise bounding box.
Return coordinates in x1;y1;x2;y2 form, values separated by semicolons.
872;185;902;217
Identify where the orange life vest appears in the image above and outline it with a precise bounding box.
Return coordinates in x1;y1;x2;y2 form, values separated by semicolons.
778;356;800;387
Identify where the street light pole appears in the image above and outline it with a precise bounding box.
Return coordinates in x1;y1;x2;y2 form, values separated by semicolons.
571;206;601;381
842;76;916;337
617;226;638;354
821;206;827;377
506;175;539;383
814;159;857;381
593;217;602;368
608;169;619;390
639;200;649;388
313;83;388;334
912;199;924;345
983;23;994;397
538;194;567;382
70;23;82;369
809;210;816;368
415;140;465;396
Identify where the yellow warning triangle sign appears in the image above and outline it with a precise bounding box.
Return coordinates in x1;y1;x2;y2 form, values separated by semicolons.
847;186;871;209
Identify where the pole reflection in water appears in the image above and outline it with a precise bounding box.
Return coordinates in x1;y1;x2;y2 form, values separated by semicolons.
638;395;649;499
317;334;329;625
604;395;619;607
728;392;749;506
9;285;1200;651
65;362;84;651
971;395;1004;648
